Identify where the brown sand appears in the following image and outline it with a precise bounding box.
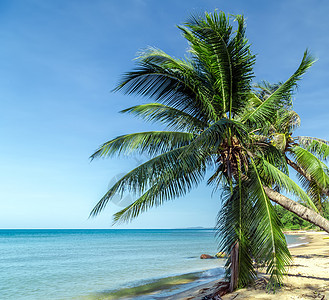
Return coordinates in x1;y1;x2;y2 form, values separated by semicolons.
170;231;329;300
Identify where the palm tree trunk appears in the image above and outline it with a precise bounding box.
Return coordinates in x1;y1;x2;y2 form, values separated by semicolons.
263;186;329;232
229;242;239;292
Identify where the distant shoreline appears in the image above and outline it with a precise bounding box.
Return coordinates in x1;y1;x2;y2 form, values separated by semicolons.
0;227;215;230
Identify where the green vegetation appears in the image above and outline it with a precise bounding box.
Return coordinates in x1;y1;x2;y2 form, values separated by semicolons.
91;11;329;291
275;204;314;230
276;203;329;230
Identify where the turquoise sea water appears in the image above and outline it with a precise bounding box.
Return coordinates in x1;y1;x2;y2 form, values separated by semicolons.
0;229;303;300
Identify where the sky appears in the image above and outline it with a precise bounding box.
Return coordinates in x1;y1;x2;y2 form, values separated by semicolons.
0;0;329;229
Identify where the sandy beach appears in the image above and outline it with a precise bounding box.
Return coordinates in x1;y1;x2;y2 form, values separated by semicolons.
169;231;329;300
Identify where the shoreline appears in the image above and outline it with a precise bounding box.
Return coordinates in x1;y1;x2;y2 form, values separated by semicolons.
157;278;226;300
167;231;329;300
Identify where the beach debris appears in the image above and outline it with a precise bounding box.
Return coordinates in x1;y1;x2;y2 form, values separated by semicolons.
253;277;268;290
215;252;227;258
202;295;222;300
201;281;230;299
200;254;215;259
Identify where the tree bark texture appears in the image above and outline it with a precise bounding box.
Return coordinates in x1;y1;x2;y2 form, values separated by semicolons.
229;242;239;292
264;186;329;233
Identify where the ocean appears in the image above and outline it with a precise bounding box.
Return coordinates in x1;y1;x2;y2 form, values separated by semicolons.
0;229;303;300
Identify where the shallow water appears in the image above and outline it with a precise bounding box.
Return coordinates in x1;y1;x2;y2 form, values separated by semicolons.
0;229;223;300
0;229;304;300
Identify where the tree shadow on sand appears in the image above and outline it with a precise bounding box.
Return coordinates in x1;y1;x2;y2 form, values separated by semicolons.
286;273;329;282
292;254;329;259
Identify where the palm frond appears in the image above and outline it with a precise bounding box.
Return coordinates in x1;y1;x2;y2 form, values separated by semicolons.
248;93;263;106
275;109;301;133
216;184;256;288
254;142;288;174
297;173;328;212
249;158;291;288
181;12;255;118
182;118;249;156
90;131;194;159
121;103;208;132
112;149;208;223
114;47;218;123
90;145;208;217
253;81;284;103
297;136;329;161
243;50;315;126
290;146;329;191
259;158;318;211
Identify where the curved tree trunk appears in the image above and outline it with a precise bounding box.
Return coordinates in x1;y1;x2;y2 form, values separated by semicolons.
264;186;329;233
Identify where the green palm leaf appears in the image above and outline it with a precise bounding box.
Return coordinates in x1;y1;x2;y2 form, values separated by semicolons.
90;145;208;217
243;50;315;126
114;48;217;123
216;184;256;288
290;146;329;191
259;158;318;211
298;175;327;211
111;149;208;223
121;103;208;132
275;109;300;133
90;131;194;159
182;12;255;118
297;136;329;161
182;118;249;156
254;142;288;174
248;93;263;106
249;158;291;288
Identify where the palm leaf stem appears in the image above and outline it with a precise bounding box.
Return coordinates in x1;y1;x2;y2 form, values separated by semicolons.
250;158;276;263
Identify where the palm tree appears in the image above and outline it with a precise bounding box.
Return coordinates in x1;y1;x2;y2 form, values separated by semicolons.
253;82;329;225
90;11;329;290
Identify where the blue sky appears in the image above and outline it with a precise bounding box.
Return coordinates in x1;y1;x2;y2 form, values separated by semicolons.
0;0;329;229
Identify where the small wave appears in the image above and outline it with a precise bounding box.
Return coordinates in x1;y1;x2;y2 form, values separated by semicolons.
89;272;201;299
202;268;224;278
87;268;224;300
288;242;308;248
